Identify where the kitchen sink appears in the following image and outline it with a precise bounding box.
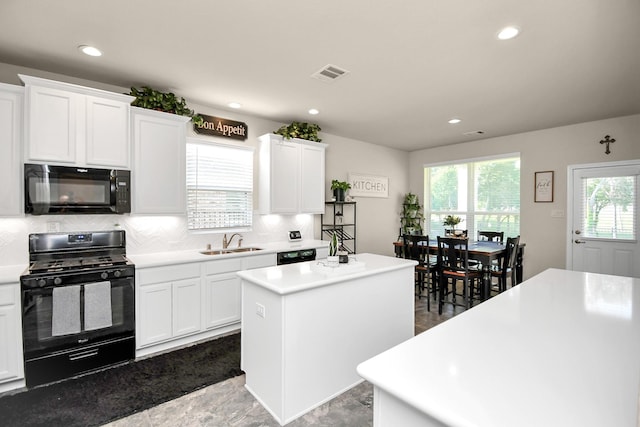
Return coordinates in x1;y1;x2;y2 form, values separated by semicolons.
199;247;263;255
228;247;263;253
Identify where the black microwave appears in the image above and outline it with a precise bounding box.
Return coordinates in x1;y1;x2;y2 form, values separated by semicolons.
24;163;131;215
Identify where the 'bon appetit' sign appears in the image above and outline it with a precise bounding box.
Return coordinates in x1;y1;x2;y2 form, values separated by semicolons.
194;114;248;140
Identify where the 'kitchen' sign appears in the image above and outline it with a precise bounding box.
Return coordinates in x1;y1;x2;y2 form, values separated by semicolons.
194;114;248;140
348;173;389;198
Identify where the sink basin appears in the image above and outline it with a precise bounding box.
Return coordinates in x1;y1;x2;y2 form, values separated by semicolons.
200;249;231;255
227;247;263;253
200;247;263;255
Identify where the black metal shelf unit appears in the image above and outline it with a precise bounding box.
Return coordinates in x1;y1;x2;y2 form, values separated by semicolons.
321;201;357;254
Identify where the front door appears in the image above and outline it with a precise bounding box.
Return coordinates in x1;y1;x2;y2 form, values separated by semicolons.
567;160;640;277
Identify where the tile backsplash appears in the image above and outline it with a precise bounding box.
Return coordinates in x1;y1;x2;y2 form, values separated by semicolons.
0;212;316;266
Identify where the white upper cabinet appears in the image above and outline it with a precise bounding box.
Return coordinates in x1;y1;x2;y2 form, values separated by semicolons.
0;83;23;217
258;133;327;215
131;107;190;214
19;75;134;168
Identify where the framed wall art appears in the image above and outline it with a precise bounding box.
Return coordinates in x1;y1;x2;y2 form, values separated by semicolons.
534;171;554;202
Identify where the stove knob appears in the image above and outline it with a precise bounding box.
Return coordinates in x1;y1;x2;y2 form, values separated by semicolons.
101;272;109;280
53;277;62;285
38;279;47;287
114;270;121;278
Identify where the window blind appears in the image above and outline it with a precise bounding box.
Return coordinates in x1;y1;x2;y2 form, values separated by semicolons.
186;141;253;231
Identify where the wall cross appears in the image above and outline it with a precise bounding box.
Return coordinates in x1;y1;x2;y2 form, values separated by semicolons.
599;135;615;155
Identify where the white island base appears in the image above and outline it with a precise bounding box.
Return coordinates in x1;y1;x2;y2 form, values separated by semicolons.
238;253;416;425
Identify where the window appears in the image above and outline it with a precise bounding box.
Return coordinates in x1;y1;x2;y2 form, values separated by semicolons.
186;140;254;231
580;175;636;240
425;155;520;238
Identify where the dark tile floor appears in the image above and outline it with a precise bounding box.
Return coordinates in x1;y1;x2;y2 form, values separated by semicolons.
104;293;463;427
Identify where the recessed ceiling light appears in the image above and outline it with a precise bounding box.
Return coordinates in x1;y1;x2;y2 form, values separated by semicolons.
308;108;319;115
448;118;461;124
228;102;242;109
497;26;520;40
78;45;102;57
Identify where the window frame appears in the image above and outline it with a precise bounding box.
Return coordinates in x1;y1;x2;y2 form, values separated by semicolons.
423;153;521;239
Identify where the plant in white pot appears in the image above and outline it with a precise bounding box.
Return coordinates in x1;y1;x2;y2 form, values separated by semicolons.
327;232;340;266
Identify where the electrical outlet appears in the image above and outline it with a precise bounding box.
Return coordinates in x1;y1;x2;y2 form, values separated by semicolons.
47;221;60;232
256;303;265;318
551;210;565;218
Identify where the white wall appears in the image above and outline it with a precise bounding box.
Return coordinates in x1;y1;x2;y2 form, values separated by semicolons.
409;114;640;280
322;134;410;256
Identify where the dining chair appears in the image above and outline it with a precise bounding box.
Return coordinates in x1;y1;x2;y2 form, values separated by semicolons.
491;235;521;293
436;237;482;314
402;234;436;310
477;231;504;243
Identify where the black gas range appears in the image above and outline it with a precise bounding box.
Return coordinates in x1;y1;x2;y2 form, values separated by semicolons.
20;230;135;387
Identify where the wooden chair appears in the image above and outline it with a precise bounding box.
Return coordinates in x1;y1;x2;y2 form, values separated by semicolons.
402;234;436;310
477;231;504;243
491;236;520;292
436;237;482;314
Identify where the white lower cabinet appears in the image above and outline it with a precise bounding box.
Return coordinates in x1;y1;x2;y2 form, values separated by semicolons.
203;272;241;329
0;284;24;387
137;263;201;348
172;278;201;336
136;252;277;356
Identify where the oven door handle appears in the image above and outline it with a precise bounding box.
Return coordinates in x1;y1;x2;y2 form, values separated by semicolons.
68;348;99;361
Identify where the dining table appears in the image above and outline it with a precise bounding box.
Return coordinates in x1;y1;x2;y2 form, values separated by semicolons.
393;238;525;300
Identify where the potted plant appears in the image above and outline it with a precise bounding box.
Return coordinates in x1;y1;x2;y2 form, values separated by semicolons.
327;232;339;266
442;215;463;236
273;121;322;142
400;192;423;235
128;86;203;126
331;180;351;202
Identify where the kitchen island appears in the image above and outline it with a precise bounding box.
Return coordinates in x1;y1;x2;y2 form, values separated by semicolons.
357;268;640;427
238;253;416;426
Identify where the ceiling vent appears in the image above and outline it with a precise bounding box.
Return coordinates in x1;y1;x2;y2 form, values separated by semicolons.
463;130;485;136
311;64;349;82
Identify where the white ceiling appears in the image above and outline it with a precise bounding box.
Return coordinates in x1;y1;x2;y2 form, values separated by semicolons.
0;0;638;151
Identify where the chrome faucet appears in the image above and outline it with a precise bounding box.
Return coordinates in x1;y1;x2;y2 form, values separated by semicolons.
223;233;243;249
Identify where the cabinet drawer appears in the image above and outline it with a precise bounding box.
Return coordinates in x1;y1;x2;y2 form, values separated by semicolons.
204;258;243;275
138;263;200;284
0;286;16;306
244;253;277;270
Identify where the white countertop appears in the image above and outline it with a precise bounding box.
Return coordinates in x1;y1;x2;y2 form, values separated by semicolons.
237;253;416;295
0;264;27;285
357;268;640;427
128;239;327;268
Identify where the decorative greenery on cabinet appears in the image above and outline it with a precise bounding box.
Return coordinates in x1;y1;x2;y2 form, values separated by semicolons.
273;121;322;142
128;86;203;125
400;192;424;235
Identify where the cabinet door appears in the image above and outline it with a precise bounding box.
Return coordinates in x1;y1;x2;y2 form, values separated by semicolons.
132;108;189;214
85;96;130;168
25;85;78;163
172;278;201;337
0;285;23;383
203;273;241;329
269;140;300;214
299;143;326;213
138;282;173;347
0;85;23;216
